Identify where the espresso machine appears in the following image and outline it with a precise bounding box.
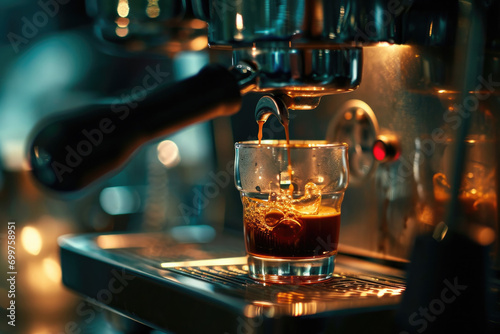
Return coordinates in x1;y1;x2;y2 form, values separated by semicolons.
26;0;499;333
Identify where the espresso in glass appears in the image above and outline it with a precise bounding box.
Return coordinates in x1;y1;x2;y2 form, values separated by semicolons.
234;140;349;284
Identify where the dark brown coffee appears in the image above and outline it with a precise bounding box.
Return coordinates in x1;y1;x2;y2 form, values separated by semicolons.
244;206;341;258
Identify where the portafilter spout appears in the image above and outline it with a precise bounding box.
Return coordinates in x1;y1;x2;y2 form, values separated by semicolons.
197;0;410;110
255;95;289;126
29;62;256;194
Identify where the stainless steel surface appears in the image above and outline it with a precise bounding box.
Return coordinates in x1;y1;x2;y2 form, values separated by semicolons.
291;38;499;264
233;47;362;109
59;232;407;334
317;45;424;259
300;1;499;265
201;0;407;108
202;0;401;46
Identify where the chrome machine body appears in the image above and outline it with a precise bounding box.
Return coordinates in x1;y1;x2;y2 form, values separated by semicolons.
31;0;497;268
51;0;498;266
189;0;499;265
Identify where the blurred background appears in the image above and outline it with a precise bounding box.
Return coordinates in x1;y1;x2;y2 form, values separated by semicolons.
0;1;247;332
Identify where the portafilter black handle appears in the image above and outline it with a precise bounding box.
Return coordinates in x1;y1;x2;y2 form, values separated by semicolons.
29;64;251;193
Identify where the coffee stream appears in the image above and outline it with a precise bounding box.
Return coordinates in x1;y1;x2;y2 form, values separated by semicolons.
283;122;294;192
249;117;341;259
257;120;265;145
257;119;293;192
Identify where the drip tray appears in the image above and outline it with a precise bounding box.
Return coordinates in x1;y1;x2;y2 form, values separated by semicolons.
59;232;407;334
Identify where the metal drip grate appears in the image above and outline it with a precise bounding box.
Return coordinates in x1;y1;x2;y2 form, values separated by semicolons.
61;233;410;327
169;265;406;300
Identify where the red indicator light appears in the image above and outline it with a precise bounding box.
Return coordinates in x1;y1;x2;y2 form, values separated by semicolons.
373;141;387;161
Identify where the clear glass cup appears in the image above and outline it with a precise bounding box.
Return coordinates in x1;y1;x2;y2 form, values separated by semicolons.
234;140;349;284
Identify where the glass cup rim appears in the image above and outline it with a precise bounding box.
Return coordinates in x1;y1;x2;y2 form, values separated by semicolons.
235;140;348;149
